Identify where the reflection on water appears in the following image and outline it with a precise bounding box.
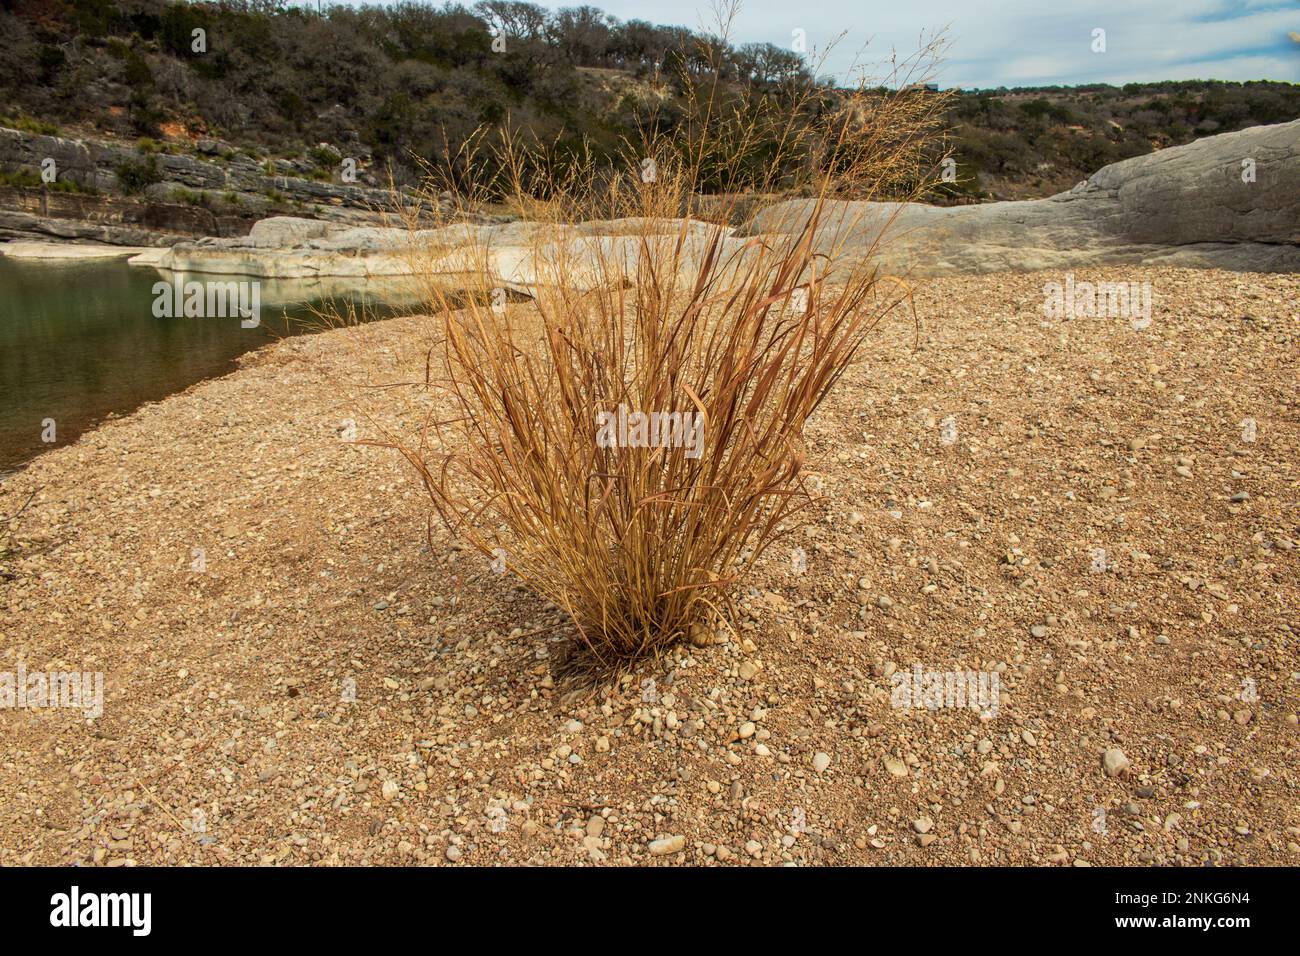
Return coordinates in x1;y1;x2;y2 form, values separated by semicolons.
0;257;419;473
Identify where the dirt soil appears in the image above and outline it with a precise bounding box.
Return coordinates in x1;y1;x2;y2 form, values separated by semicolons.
1;267;1296;866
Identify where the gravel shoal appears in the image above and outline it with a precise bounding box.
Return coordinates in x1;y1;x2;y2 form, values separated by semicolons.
1;267;1296;866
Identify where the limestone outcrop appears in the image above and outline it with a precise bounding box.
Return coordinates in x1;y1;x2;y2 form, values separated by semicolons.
0;126;434;246
738;119;1300;275
134;120;1300;284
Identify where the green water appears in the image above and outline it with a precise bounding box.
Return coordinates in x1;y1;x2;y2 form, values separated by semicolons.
0;257;408;473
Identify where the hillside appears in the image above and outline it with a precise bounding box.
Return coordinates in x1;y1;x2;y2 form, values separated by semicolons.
949;82;1300;200
2;0;1298;206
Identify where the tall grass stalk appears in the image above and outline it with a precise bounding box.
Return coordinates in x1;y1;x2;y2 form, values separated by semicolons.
375;24;952;668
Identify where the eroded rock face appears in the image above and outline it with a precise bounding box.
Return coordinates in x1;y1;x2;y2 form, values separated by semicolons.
152;216;757;291
0;126;431;245
739;119;1300;276
0;126;402;209
0;184;259;246
156;218;549;280
148;120;1300;282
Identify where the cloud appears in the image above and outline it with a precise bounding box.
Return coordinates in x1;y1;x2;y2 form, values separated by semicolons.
509;0;1300;87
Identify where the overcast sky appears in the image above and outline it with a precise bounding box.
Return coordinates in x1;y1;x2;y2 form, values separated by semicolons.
535;0;1300;88
320;0;1300;88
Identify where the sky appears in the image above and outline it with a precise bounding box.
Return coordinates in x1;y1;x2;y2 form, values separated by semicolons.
317;0;1300;88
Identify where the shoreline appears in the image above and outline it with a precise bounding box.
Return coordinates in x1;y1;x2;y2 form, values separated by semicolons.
0;240;157;260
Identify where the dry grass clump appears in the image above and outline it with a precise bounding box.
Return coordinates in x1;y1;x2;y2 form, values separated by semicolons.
379;27;952;667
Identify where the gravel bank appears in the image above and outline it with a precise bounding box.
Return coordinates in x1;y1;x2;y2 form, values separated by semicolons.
1;267;1296;866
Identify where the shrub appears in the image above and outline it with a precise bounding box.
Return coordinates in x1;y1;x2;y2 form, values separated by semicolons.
169;186;206;206
0;169;96;194
113;156;161;194
373;36;951;668
8;115;61;136
307;145;341;168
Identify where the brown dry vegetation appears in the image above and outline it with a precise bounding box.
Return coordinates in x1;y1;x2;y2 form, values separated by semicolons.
1;267;1296;866
375;40;952;668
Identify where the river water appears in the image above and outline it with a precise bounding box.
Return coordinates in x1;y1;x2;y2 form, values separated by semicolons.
0;256;413;473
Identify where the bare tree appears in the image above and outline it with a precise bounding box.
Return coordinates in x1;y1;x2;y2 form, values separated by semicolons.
547;6;613;65
474;1;548;41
